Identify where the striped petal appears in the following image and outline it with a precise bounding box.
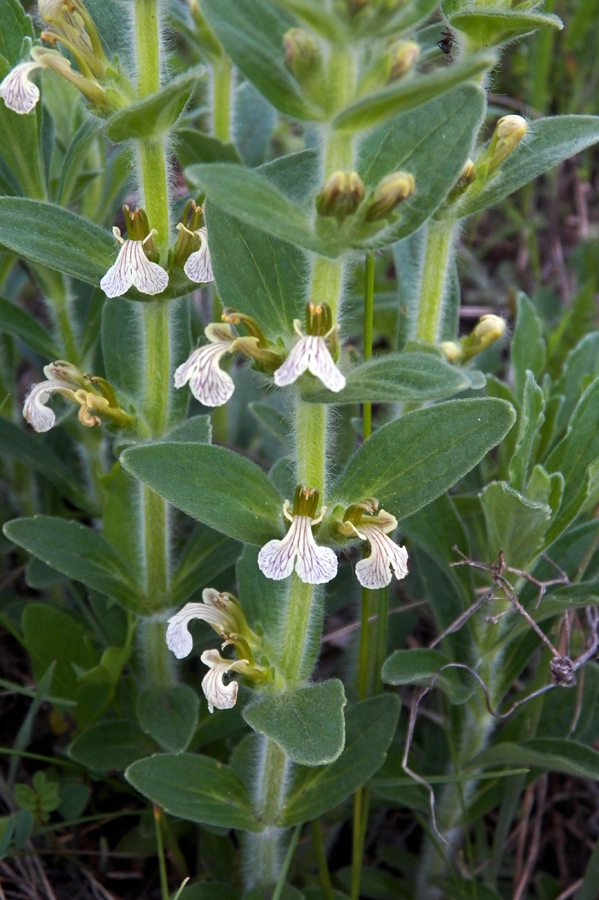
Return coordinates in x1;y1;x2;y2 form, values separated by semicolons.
23;379;74;432
174;341;234;407
258;515;338;585
184;227;213;283
0;62;41;114
101;235;168;298
274;335;345;393
354;525;409;589
166;601;230;659
200;649;249;713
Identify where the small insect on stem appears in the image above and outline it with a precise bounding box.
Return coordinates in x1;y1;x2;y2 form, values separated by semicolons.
437;26;454;60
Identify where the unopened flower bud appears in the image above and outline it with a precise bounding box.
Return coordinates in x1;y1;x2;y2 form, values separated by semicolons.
30;45;108;109
284;28;320;80
447;159;476;202
316;171;365;220
488;115;527;172
460;315;506;362
440;342;462;363
389;41;419;80
365;171;414;222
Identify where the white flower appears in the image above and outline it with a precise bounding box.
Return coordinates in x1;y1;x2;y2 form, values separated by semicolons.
274;320;345;393
22;363;78;432
100;227;168;298
350;510;409;589
258;499;338;585
174;323;236;407
166;588;241;659
200;649;249;713
0;62;41;114
183;226;213;284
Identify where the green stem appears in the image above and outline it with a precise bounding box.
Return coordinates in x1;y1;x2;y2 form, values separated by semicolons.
153;804;170;900
352;251;377;900
132;0;174;683
31;266;78;363
248;739;289;889
272;824;302;900
415;219;455;344
212;58;232;142
209;59;231;443
310;820;334;900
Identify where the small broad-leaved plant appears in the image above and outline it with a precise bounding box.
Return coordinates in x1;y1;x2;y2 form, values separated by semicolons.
1;0;599;897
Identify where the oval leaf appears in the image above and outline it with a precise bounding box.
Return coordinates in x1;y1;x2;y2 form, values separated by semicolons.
243;680;346;766
125;753;261;831
121;443;284;545
330;398;516;518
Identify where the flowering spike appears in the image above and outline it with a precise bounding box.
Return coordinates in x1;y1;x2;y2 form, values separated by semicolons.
174;323;236;407
258;494;338;585
100;228;168;298
0;62;41;114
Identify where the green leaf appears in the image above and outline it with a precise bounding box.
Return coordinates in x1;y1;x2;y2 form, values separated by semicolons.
171;525;240;607
0;0;33;65
271;0;343;42
165;416;212;444
205;200;309;339
358;86;486;248
330;399;516;518
233;81;277;168
69;720;155;772
243;680;346;766
0;198;114;285
546;375;599;544
21;604;96;705
106;71;200;142
281;694;399;826
552;331;599;437
302;351;484;404
381;649;473;704
189;163;320;255
249;403;291;447
237;545;289;648
137;685;199;754
121;443;284;545
3;516;144;614
0;296;58;357
510;294;546;400
473;738;599;781
56;118;101;206
0;419;93;512
508;372;545;493
332;52;495;132
458;116;599;218
176;128;241;168
481;482;550;571
525;465;564;520
200;0;320;120
450;9;562;49
125;753;261;831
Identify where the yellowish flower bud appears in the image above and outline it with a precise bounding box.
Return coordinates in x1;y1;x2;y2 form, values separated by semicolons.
389;41;420;80
365;171;415;222
316;171;366;220
440;342;462;363
461;315;506;362
489;115;527;172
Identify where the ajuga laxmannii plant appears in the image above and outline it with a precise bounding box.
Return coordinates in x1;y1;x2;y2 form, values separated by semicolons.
1;0;599;898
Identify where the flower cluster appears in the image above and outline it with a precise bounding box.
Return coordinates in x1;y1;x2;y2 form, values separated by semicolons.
99;203;213;300
23;361;132;433
174;301;346;409
166;588;265;712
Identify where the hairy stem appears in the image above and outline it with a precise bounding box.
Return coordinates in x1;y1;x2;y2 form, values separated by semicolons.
415;218;456;344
